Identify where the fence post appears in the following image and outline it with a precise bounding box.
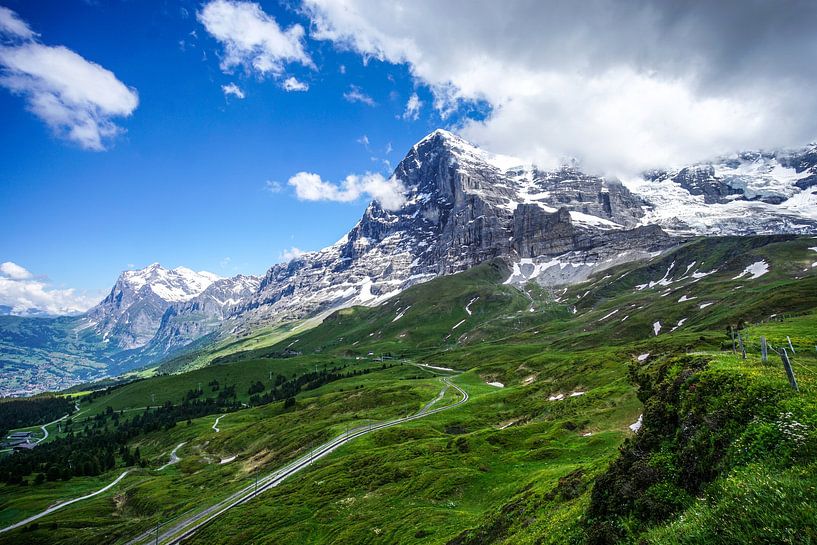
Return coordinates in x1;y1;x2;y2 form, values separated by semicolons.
760;336;768;363
737;332;746;360
787;336;796;354
780;348;799;392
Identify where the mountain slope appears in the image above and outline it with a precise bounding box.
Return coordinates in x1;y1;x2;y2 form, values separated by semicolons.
3;236;814;545
3;131;817;394
82;263;223;350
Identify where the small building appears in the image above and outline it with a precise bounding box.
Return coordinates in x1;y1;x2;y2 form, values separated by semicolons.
2;432;35;449
12;442;36;451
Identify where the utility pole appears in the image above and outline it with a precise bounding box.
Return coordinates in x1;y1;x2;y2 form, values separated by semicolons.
151;393;155;405
761;336;768;362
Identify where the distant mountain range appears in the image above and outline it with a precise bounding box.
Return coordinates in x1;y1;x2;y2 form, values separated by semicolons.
2;129;816;395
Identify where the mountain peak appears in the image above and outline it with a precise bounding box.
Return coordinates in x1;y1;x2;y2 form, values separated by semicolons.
116;263;220;303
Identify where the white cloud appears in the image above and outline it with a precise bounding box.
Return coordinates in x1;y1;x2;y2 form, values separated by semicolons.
304;0;817;174
279;247;305;262
0;8;138;151
221;82;245;98
0;6;36;39
264;180;282;193
288;171;406;210
343;84;375;106
198;0;313;78
0;262;100;316
402;92;421;120
0;261;32;280
282;76;308;91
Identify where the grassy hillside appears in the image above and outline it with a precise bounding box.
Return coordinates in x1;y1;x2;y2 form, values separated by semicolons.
1;235;816;544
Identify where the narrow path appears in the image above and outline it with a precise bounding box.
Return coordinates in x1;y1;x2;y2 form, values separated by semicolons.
212;415;225;433
127;376;469;545
0;470;130;535
158;443;186;471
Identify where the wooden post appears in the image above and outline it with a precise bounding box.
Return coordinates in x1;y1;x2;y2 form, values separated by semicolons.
737;332;746;360
787;336;796;354
760;336;768;363
780;348;799;392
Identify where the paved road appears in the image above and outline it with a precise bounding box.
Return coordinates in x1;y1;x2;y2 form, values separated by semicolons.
0;470;131;535
34;413;69;444
127;375;468;545
158;442;187;471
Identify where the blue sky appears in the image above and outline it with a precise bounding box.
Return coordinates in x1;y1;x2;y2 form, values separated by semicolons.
0;0;447;306
2;0;815;314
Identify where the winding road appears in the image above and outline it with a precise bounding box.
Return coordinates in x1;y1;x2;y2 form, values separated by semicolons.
127;375;469;545
0;373;468;542
0;470;131;535
158;442;187;471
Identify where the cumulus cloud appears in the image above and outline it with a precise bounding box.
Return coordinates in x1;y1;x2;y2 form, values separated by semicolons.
282;76;308;91
198;0;313;79
304;0;817;174
343;84;375;106
0;261;32;280
279;247;305;262
288;171;406;210
0;8;138;151
402;92;421;120
0;262;100;316
221;82;245;98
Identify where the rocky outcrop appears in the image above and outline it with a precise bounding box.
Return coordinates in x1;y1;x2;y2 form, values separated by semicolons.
512;206;575;257
147;275;261;354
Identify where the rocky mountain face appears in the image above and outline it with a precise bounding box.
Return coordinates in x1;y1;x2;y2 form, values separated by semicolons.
146;274;261;355
234;131;669;325
81;264;255;352
631;145;817;235
235;130;817;320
